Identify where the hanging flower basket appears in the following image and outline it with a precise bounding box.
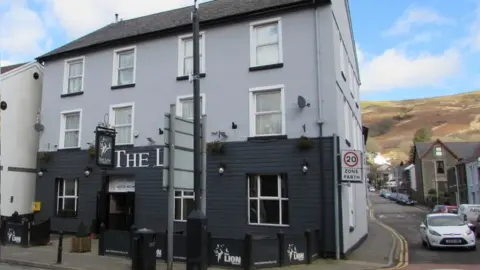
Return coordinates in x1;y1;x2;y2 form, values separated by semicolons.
297;136;314;150
38;152;51;162
207;140;225;154
87;145;96;158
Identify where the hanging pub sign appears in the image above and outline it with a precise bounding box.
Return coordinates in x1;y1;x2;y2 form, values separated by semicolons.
95;125;116;169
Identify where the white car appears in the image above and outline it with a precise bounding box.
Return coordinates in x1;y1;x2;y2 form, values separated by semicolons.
420;213;476;250
369;187;375;192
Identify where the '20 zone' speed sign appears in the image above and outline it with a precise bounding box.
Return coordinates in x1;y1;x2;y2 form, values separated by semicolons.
341;150;362;183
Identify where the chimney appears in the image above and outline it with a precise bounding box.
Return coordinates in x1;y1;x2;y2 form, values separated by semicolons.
115;13;119;23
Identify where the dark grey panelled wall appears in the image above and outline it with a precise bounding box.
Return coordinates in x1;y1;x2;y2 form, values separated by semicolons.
35;137;336;254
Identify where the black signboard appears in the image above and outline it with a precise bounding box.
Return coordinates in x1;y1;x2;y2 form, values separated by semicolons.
284;235;307;265
210;238;244;268
103;230;130;257
95;126;116;168
6;223;23;245
173;234;187;261
252;237;279;268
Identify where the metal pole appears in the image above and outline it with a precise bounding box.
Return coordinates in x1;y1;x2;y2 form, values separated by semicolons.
201;116;207;214
167;104;176;270
332;134;340;260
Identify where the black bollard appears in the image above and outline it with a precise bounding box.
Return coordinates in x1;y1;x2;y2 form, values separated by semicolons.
57;230;63;264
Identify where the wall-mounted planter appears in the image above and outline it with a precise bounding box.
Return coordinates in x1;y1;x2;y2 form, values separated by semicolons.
38;152;51;162
207;140;226;154
297;136;314;150
87;145;96;158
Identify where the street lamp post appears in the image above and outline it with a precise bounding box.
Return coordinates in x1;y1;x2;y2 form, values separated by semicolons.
186;1;208;270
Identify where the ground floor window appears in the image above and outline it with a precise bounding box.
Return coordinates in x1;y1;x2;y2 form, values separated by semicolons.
55;178;78;217
174;190;195;221
248;174;289;225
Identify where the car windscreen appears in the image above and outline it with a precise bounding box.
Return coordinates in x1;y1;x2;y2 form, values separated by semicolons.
428;216;465;226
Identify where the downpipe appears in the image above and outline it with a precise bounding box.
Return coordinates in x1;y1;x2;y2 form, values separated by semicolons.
333;134;340;260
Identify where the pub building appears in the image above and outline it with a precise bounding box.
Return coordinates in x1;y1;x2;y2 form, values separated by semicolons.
32;0;367;260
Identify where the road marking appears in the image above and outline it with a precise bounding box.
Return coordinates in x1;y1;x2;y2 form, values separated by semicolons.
396;215;404;218
368;199;409;270
378;215;386;219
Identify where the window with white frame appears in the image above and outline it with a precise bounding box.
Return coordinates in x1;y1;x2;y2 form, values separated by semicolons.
60;110;81;148
110;103;134;144
248;174;289;225
176;94;206;119
344;99;351;142
178;33;205;76
249;86;285;136
250;18;283;67
112;47;136;86
174;190;195;221
56;178;78;217
64;57;84;94
434;146;443;156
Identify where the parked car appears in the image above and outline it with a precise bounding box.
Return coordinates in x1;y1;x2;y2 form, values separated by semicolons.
457;204;480;233
475;214;480;237
420;213;476;250
396;194;417;205
369;186;375;192
389;193;399;201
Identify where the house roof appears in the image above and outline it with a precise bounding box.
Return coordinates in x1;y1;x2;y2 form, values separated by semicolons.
0;63;27;74
414;140;480;160
36;0;330;62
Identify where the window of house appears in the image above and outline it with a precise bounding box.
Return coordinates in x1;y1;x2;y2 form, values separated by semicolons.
55;178;79;217
434;146;443;156
248;174;289;226
63;57;85;94
344;99;350;143
174;190;195;221
339;35;346;75
112;46;136;86
176;94;206;119
436;160;445;174
250;18;283;67
177;33;205;77
249;85;285;137
110;103;134;145
59;109;82;149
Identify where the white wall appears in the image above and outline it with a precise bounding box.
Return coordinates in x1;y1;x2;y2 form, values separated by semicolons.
0;62;43;216
466;161;480;204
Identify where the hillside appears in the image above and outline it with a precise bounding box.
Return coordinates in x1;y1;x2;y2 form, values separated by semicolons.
361;90;480;162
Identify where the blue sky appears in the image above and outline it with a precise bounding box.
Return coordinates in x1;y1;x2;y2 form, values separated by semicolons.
1;0;480;101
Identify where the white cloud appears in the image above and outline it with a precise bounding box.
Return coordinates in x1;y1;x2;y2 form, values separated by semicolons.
359;48;461;92
383;6;455;36
0;60;13;66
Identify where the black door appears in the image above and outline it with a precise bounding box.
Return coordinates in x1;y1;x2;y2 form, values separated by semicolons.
126;192;135;229
96;191;108;233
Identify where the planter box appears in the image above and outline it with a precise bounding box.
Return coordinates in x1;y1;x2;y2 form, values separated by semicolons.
71;237;92;253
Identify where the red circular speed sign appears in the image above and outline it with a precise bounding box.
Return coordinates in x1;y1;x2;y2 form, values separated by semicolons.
343;152;359;167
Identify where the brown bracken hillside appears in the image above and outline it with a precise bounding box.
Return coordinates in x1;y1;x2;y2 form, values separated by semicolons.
361;90;480;162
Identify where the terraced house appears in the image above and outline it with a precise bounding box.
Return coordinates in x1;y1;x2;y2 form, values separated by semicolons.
33;0;366;258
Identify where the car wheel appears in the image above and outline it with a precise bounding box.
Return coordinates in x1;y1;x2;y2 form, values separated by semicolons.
425;237;433;250
422;238;427;247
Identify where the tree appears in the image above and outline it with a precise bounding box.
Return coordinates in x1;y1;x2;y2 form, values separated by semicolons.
366;138;382;153
413;127;432;142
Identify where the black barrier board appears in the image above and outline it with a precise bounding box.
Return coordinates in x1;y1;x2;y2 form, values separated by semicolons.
252;237;279;268
6;223;23;245
284;234;306;265
312;230;319;259
103;230;130;257
209;238;244;268
155;233;166;260
30;219;51;246
173;234;186;261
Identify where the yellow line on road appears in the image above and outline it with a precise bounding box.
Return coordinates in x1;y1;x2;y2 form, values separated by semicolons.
368;201;409;270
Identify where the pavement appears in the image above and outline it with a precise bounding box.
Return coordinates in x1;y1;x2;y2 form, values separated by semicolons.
370;193;480;270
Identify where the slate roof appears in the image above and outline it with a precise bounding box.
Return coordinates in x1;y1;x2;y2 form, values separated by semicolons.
414;141;480;160
37;0;329;62
0;63;26;74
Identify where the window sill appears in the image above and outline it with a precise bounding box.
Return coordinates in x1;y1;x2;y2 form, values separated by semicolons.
247;135;287;141
176;73;206;81
61;91;84;98
111;83;135;90
350;92;354;99
249;63;283;72
345;139;351;147
248;223;289;228
116;144;135;148
57;147;81;152
341;71;346;82
355;102;359;109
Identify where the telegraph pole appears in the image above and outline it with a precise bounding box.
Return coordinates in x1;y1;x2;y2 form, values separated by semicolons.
186;1;208;270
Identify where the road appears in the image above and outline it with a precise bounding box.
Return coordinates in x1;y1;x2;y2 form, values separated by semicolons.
0;264;42;270
370;193;480;268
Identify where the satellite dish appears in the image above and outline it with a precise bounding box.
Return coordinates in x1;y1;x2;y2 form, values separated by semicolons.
34;123;44;132
297;96;310;109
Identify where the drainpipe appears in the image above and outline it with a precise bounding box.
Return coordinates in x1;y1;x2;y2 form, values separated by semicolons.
333;134;340;260
455;166;460;205
314;2;324;124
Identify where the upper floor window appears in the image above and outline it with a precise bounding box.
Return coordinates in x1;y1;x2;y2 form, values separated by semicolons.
436;160;445;174
248;174;289;226
110;103;134;145
59;109;82;149
112;46;136;87
344;99;351;143
249;18;283;68
174;190;194;221
177;33;205;77
176;94;206;120
434;146;442;156
63;57;85;94
339;35;346;75
55;178;78;218
249;85;285;137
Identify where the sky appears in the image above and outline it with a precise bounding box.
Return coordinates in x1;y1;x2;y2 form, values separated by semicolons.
1;0;480;101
